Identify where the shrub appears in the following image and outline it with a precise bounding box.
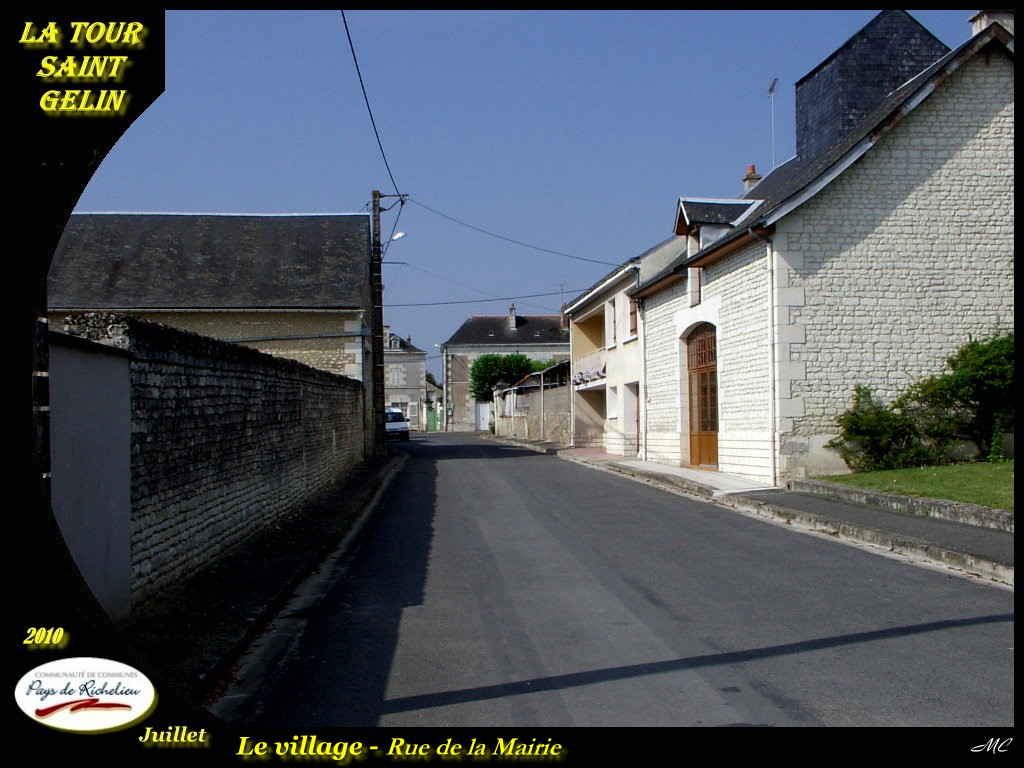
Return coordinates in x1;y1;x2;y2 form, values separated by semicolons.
827;385;941;471
830;333;1014;471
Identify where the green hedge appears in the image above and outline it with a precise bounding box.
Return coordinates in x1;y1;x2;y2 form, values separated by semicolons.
828;333;1014;471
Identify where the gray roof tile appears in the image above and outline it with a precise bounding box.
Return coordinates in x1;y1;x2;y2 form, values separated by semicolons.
443;315;569;347
48;213;371;310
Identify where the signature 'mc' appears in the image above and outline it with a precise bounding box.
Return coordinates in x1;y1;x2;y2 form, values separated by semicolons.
971;738;1012;754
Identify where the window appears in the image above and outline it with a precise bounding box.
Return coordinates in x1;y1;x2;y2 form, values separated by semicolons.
628;299;638;336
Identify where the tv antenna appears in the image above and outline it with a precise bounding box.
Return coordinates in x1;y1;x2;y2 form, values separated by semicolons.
767;78;778;170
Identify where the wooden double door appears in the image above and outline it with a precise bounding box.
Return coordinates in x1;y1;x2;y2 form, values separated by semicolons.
687;323;718;467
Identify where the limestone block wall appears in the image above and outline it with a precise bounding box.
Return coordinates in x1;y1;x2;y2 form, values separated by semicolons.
702;242;771;481
641;280;686;465
495;385;570;445
774;51;1015;477
128;310;368;381
61;314;365;607
641;242;773;483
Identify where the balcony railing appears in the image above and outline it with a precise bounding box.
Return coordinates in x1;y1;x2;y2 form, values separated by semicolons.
571;348;606;387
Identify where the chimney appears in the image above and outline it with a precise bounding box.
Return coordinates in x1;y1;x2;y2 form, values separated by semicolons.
794;11;949;161
508;303;517;330
561;302;570;329
742;164;762;192
970;10;1014;36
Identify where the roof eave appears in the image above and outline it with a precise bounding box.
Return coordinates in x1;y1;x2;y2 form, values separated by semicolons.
563;264;639;316
629;225;772;299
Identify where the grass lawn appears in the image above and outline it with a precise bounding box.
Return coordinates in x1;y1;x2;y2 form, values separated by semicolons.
816;461;1014;511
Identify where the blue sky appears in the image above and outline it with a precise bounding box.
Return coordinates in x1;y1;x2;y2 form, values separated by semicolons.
73;10;977;375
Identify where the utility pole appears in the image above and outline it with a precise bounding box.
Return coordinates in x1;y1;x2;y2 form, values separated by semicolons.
370;190;386;456
370;190;407;455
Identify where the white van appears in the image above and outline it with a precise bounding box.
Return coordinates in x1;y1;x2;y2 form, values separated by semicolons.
385;407;411;442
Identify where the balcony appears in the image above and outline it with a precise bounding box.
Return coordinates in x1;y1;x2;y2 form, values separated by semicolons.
571;348;606;390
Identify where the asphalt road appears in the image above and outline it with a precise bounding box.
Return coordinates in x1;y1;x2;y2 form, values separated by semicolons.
244;433;1013;727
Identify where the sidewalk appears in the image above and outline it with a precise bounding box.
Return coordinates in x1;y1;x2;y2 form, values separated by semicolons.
485;435;1014;588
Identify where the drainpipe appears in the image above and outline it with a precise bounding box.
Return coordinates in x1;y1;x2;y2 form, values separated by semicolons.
635;268;647;462
539;370;545;441
749;226;778;486
639;297;648;461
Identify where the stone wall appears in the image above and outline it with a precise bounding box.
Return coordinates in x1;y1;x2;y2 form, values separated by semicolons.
641;280;686;465
495;384;570;445
48;310;371;383
61;314;365;607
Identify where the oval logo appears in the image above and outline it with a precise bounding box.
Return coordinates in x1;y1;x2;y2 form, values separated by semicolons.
15;657;157;733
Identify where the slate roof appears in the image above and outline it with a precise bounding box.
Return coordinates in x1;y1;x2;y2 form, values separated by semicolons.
48;213;372;310
632;18;1013;296
386;332;427;355
794;10;950;160
746;22;1011;220
676;199;760;233
443;315;569;347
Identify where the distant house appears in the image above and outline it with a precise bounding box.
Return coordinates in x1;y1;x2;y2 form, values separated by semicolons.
384;328;428;430
629;11;1014;483
441;304;570;431
424;376;443;431
47;212;378;453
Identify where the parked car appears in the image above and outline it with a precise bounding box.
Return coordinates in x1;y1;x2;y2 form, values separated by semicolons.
385;408;411;441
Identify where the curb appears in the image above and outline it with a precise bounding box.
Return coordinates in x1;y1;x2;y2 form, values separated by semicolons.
717;493;1013;587
786;478;1013;532
482;435;1013;587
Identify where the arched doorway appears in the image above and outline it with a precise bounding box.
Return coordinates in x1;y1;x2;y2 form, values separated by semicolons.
687;323;718;467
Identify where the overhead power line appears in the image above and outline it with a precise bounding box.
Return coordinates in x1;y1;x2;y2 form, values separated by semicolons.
386;289;586;308
340;10;401;196
385;261;561;313
409;198;619;267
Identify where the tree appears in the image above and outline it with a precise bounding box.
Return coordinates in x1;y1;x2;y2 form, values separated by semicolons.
425;371;438;387
469;354;536;402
